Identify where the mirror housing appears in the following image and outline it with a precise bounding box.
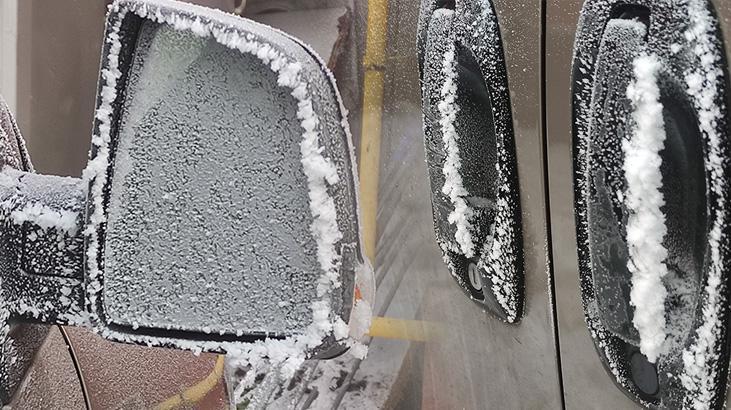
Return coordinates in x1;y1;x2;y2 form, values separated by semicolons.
0;0;373;360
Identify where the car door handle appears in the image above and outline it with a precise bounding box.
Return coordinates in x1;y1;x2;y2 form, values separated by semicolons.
417;0;524;323
572;1;731;408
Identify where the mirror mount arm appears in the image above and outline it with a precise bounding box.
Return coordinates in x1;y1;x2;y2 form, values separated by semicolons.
0;168;88;326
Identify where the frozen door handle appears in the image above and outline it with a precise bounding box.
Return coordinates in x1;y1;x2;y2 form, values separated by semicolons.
573;1;731;408
417;0;524;323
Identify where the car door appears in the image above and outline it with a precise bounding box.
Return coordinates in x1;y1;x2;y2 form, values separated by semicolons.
547;0;731;408
364;0;562;407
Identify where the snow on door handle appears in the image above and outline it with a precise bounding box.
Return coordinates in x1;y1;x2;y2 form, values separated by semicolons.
573;1;731;408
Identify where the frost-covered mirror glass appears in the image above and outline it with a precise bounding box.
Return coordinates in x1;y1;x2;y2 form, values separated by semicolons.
104;22;329;339
0;0;373;359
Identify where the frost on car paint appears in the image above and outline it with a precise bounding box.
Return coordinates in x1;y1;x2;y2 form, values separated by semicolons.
677;2;730;408
418;0;524;323
623;53;669;364
82;0;372;384
573;0;731;407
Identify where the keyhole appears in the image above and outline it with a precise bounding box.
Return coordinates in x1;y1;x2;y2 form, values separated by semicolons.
468;263;483;291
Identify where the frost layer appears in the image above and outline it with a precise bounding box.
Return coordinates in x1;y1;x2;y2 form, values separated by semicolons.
624;54;669;364
573;0;731;407
419;0;524;323
104;21;322;334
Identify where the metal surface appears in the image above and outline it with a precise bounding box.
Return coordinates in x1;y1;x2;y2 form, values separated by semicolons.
242;1;562;407
546;0;646;406
63;327;227;409
0;0;621;406
8;327;85;410
546;0;731;408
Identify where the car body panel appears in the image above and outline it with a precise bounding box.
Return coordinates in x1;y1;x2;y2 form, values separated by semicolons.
545;2;639;406
8;327;85;410
215;0;563;407
232;0;562;407
6;0;562;407
63;327;227;409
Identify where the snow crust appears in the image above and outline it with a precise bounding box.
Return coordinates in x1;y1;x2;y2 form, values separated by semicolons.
9;203;79;236
83;0;371;382
0;169;89;331
437;33;475;258
623;54;669;364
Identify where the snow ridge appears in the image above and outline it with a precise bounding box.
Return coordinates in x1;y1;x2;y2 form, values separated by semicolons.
623;53;668;364
438;39;475;258
83;4;127;329
679;1;729;408
0;167;81;235
8;202;80;236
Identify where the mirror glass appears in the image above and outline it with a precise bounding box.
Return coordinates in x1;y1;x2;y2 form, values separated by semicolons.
103;21;328;337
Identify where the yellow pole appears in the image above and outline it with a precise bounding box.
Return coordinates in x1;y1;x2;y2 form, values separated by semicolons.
368;317;439;342
359;0;390;263
153;355;225;410
358;0;443;344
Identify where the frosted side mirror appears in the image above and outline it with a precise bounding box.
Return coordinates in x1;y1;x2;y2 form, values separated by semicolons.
0;0;373;360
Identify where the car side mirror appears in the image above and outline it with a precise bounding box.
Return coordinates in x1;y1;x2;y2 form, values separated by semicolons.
0;0;373;361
